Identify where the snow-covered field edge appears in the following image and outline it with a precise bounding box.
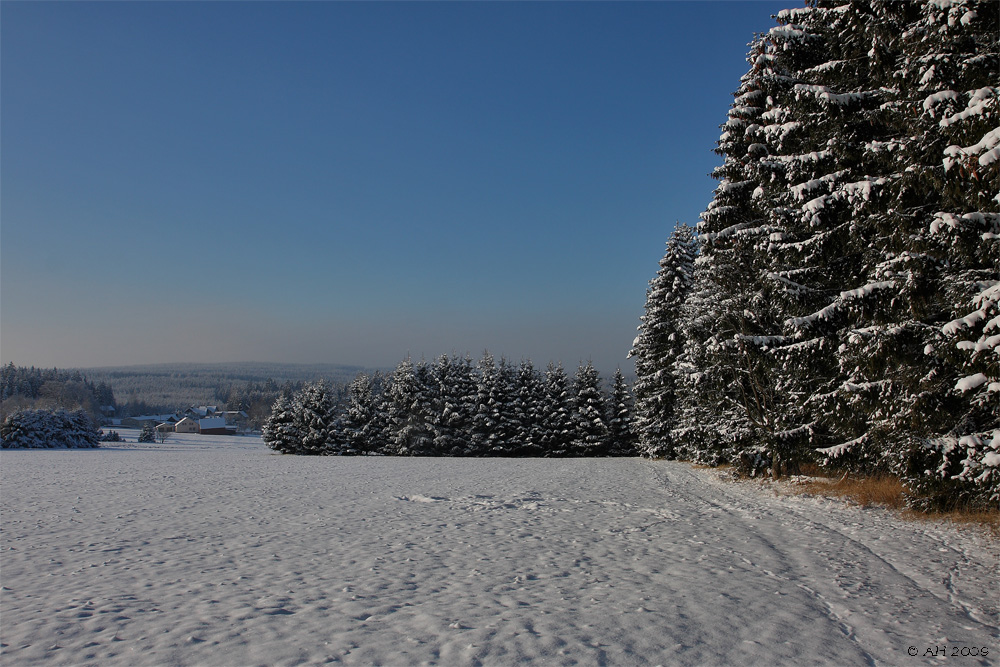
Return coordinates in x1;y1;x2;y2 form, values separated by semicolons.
1;432;997;666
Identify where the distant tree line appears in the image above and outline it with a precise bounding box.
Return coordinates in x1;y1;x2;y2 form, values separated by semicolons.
83;363;361;418
1;363;115;424
109;379;319;425
263;353;636;457
630;1;998;510
0;362;358;432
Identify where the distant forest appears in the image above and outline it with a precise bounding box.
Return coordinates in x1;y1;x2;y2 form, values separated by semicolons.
0;363;115;423
1;362;370;429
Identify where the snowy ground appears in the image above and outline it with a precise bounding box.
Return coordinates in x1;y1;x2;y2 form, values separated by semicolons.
1;433;997;667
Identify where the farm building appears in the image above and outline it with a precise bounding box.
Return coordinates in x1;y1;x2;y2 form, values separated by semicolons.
174;417;200;434
198;417;236;436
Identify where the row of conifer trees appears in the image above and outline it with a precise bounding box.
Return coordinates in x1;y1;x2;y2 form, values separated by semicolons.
263;353;637;458
630;0;998;509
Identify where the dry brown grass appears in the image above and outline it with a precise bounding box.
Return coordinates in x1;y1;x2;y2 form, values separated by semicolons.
794;474;907;509
787;472;999;535
681;460;998;534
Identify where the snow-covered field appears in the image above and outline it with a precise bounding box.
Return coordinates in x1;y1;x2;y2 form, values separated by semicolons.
1;433;997;666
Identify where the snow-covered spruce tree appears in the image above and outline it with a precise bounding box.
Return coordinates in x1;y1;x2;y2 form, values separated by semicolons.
570;361;610;456
671;261;735;466
453;355;479;455
470;351;500;457
688;3;924;477
428;355;455;455
889;0;999;508
408;360;437;456
365;372;390;454
430;354;476;457
733;3;914;478
608;369;637;456
380;358;436;456
344;373;381;455
913;282;1000;508
65;409;101;447
784;1;1000;499
629;222;696;458
262;393;301;454
138;422;156;443
512;360;545;457
676;3;886;476
685;27;801;477
381;358;420;456
293;380;338;455
484;358;519;457
1;408;100;449
539;363;575;457
776;1;954;477
687;0;998;493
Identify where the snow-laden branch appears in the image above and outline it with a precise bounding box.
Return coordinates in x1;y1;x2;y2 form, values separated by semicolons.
785;281;895;328
817;434;865;458
929;211;1000;235
793;83;877;106
939;86;997;128
765;272;819;295
943;127;1000;171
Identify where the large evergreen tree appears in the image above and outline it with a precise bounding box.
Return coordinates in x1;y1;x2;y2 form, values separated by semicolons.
887;0;999;507
262;393;301;454
608;369;637;456
344;373;381;455
512;360;546;457
293;380;337;455
470;351;500;457
382;359;425;456
629;223;697;458
430;355;476;456
662;0;998;501
539;363;575;457
571;361;610;456
671;260;742;466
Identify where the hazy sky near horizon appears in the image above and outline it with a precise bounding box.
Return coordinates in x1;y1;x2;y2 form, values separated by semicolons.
2;1;790;376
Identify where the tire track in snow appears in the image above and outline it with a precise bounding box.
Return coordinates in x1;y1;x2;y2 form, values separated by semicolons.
638;463;881;665
644;461;998;665
698;467;997;631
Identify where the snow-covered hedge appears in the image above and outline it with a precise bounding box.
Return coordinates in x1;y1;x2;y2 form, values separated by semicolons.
1;409;101;449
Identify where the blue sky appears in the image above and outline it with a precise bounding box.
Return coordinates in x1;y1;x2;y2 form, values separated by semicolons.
2;1;791;376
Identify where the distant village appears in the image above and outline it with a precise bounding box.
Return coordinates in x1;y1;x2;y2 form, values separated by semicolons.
114;406;249;436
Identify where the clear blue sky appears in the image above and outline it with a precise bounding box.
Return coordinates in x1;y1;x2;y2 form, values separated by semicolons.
2;0;791;377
